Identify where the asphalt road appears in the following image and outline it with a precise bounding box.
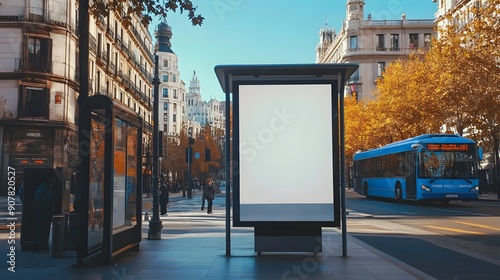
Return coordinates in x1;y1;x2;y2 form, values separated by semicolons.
345;189;500;280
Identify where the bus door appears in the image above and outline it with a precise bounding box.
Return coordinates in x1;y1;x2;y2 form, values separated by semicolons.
353;161;362;193
405;152;417;199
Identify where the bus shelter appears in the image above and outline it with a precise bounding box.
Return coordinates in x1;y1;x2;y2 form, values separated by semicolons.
215;64;358;254
76;95;143;265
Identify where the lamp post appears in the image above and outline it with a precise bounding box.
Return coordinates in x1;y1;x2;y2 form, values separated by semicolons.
148;55;162;239
187;127;193;199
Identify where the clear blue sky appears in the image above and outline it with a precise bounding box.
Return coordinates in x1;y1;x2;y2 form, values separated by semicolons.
149;0;437;102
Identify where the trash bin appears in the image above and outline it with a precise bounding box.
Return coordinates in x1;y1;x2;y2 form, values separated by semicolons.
52;215;66;257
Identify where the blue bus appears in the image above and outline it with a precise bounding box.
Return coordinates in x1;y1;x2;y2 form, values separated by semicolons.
352;134;482;203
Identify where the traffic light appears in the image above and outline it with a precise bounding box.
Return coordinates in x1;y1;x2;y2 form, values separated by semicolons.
205;147;211;162
185;147;192;163
159;132;164;157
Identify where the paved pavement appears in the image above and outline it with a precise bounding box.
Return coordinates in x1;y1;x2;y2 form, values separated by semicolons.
0;190;497;279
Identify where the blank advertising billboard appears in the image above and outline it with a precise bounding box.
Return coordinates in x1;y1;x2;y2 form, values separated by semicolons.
234;83;337;226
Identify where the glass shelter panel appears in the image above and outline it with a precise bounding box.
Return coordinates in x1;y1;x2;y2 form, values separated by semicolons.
113;118;127;232
88;114;106;251
126;125;138;226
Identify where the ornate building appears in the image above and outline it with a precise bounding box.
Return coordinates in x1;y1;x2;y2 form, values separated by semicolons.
0;0;154;194
186;71;224;136
316;0;436;100
155;21;186;139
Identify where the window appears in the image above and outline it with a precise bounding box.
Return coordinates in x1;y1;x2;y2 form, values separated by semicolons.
376;34;385;50
172;74;177;82
377;62;386;77
26;37;52;72
390;34;399;51
163;113;168;121
163;88;168;98
19;87;49;118
424;33;432;48
162;75;168;82
409;33;419;49
163;102;168;110
349;36;358;50
173;103;177;111
163;60;168;68
173;114;176;122
163;124;168;131
173;89;177;99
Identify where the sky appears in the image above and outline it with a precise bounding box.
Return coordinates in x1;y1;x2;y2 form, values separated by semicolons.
148;0;438;102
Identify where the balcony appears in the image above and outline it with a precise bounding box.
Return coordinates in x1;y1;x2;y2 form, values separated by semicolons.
15;58;52;73
106;26;115;39
108;61;116;75
96;50;108;66
89;34;97;54
143;120;153;132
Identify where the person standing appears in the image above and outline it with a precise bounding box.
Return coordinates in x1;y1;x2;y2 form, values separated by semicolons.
201;180;207;211
159;180;169;216
32;177;55;251
204;178;215;214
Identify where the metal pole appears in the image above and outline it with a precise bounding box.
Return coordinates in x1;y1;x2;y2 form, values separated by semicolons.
148;55;162;239
188;137;192;199
75;0;90;263
339;74;348;257
224;71;231;256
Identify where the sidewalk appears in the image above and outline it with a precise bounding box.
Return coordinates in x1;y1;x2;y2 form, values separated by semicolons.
478;192;499;201
0;190;440;280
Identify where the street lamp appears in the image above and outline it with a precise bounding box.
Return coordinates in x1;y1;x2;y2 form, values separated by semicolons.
147;55;162;239
187;127;194;199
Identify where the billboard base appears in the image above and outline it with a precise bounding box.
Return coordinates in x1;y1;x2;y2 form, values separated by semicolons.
254;226;322;254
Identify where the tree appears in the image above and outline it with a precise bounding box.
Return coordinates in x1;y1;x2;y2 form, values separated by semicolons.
344;94;366;167
90;0;204;27
374;52;444;143
191;125;221;179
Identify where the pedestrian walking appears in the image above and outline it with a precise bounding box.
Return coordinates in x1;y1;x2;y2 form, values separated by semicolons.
204;177;215;214
32;177;55;251
159;180;169;216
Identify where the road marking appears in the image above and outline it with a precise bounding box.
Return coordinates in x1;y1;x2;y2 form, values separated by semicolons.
433;208;489;216
426;225;485;235
455;221;500;231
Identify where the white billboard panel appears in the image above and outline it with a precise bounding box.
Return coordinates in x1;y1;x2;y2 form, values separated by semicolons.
237;84;335;223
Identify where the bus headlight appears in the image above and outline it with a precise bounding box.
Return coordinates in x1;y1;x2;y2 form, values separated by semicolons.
421;185;431;192
470;186;479;192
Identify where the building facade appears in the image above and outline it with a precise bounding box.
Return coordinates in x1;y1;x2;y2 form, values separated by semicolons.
0;0;154;195
186;71;224;135
434;0;482;28
316;0;436;100
155;22;186;139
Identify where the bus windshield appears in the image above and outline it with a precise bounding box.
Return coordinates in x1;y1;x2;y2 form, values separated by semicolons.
420;150;476;179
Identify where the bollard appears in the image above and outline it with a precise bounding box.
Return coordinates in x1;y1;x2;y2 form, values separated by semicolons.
52;215;66;258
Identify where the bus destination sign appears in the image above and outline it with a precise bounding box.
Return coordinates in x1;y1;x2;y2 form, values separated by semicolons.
427;143;469;151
